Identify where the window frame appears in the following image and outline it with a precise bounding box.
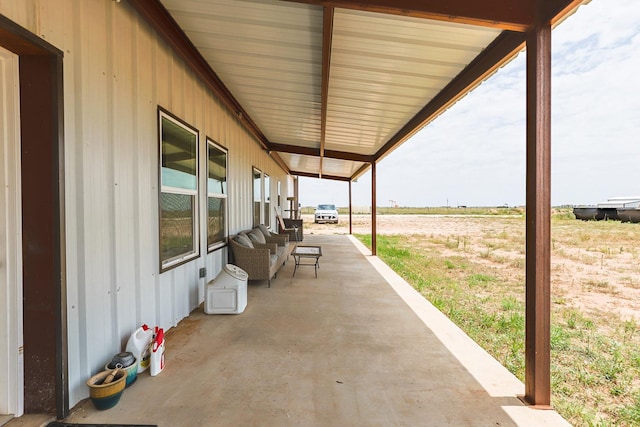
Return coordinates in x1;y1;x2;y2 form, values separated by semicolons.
206;138;228;252
263;173;270;228
252;167;262;227
277;180;281;207
158;107;200;272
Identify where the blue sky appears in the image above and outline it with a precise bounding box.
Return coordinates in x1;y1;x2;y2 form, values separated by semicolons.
300;0;640;208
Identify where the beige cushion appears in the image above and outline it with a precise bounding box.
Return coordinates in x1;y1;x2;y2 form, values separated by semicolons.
235;234;254;248
248;228;266;244
269;254;278;267
257;224;271;238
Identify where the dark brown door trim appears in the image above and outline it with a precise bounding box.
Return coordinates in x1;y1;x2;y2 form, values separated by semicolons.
0;14;67;418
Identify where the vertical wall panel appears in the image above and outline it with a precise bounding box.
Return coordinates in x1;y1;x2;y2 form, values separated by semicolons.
0;0;292;409
111;1;137;349
79;0;114;373
133;17;158;331
62;0;84;391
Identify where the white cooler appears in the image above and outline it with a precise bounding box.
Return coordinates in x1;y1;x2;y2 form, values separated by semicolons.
205;264;248;314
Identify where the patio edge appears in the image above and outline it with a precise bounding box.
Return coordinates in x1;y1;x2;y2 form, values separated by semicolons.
346;235;571;426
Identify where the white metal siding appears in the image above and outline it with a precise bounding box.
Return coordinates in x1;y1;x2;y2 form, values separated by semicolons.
0;0;290;409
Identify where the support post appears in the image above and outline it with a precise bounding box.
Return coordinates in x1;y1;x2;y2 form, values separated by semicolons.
293;176;299;219
524;20;552;407
348;180;353;235
371;162;377;256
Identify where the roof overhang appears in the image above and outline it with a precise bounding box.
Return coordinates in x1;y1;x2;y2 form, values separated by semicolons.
128;0;586;181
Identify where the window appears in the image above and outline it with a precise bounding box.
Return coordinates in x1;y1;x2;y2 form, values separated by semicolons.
207;139;227;251
159;109;199;270
277;180;281;207
252;167;262;227
264;173;270;227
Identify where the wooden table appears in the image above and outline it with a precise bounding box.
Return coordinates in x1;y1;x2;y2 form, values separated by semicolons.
292;245;322;278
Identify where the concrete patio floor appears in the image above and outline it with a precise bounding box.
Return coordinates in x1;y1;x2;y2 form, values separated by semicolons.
8;234;570;426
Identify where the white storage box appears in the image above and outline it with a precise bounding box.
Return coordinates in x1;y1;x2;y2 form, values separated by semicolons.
205;264;248;314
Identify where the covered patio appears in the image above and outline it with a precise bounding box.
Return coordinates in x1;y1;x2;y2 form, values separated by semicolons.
128;0;583;408
0;0;591;420
9;235;568;426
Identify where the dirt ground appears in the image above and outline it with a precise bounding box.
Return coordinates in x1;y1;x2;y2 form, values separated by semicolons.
302;214;640;322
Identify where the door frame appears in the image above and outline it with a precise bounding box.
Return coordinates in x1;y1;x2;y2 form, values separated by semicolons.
0;15;67;418
0;45;23;418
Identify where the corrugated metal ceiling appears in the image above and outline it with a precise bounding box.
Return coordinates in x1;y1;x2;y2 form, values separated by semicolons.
162;0;323;149
153;0;583;181
326;9;500;155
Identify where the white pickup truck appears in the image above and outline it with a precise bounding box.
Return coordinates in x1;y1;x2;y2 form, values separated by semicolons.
314;204;339;224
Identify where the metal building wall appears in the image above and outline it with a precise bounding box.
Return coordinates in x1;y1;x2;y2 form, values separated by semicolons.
0;0;290;408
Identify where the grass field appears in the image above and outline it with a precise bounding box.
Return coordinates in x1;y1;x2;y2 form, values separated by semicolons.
304;208;640;426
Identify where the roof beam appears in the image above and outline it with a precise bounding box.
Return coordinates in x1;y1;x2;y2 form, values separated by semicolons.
351;162;371;182
374;31;526;163
269;152;291;175
280;0;535;31
291;170;351;182
270;143;318;157
270;143;373;163
324;149;372;163
128;0;270;151
547;0;587;26
319;6;335;177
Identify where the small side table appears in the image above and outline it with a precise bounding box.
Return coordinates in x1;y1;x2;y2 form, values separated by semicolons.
292;245;322;278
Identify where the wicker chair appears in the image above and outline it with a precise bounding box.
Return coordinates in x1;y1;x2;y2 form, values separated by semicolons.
250;225;293;260
262;232;291;253
229;235;283;287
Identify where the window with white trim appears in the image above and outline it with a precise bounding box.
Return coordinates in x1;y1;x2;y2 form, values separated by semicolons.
159;109;199;270
207;139;227;251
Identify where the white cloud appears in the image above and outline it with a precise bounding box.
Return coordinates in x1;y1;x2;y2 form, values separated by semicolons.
552;1;640;204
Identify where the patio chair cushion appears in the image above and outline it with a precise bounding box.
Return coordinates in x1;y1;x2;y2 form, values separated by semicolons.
270;254;279;267
248;228;267;245
234;234;254;248
257;224;271;238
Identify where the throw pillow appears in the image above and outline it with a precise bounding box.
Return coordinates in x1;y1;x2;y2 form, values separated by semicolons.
257;224;271;239
248;228;266;245
235;234;254;248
